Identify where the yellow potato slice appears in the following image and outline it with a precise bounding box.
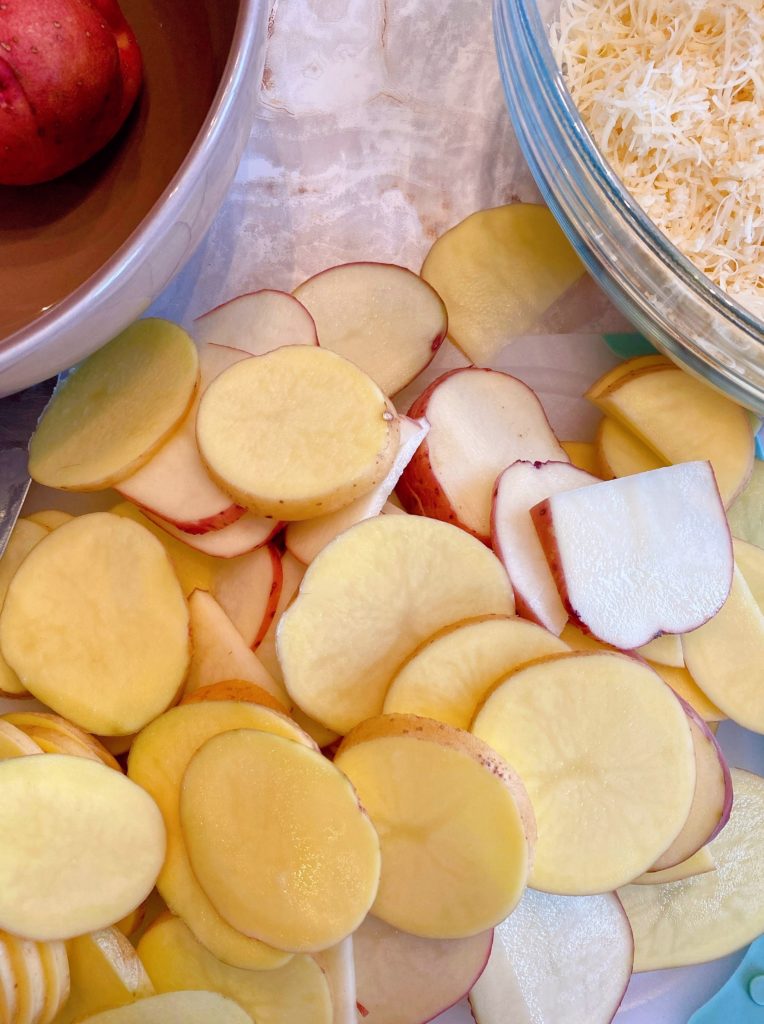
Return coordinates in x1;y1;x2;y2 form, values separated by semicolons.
560;440;601;476
0;932;18;1024
587;362;754;505
0;513;190;736
5;933;46;1024
647;662;726;723
51;927;154;1024
682;567;764;732
420;204;584;364
632;846;715;885
595;417;665;479
78;991;254;1024
38;940;70;1024
138;914;331;1024
128;702;312;970
587;356;672;399
734;536;764;610
197;346;399;519
472;652;696;894
0;754;165;941
179;729;380;951
24;511;74;531
728;461;764;548
383;616;569;728
28;319;199;491
335;715;534;939
3;712;122;771
619;769;764;969
635;634;684;667
0;719;42;759
278;515;515;734
0;519;48;698
110;503;216;597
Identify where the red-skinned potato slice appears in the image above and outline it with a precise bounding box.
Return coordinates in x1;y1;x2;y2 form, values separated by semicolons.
469;890;632;1024
116;344;249;534
351;914;492;1024
293;263;447;396
194;289;318;353
398;368;568;543
211;544;282;649
492;460;599;635
256;552;306;683
144;508;282;559
532;461;733;650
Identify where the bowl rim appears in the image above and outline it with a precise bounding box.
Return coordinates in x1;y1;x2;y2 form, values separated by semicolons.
0;0;261;369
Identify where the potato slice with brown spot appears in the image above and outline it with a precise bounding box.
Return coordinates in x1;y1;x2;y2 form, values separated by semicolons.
335;714;535;939
197;346;399;520
0;514;190;736
179;729;380;951
28;319;199;491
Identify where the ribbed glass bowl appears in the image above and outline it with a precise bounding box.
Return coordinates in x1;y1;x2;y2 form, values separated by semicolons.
494;0;764;413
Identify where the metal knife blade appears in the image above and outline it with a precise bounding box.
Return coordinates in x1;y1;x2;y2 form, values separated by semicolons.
0;376;58;558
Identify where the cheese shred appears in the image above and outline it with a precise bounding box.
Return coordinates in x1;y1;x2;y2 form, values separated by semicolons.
552;0;764;319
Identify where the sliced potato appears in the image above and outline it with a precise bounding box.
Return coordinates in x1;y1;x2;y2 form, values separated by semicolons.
278;515;515;734
4;712;122;771
5;933;46;1024
472;653;696;894
0;519;49;698
420;204;584;364
0;755;165;941
77;991;254;1024
635;634;684;668
138;914;331;1024
647;662;726;723
37;939;70;1023
29;319;199;491
335;715;534;939
0;719;42;759
632;846;715;885
197;346;399;519
727;461;764;548
24;511;74;531
596;417;665;479
180;729;380;951
734;536;764;610
180;680;287;713
560;440;600;475
0;513;190;736
52;927;154;1024
0;932;17;1024
128;702;312;970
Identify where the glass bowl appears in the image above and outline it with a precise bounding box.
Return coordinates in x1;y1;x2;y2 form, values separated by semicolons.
494;0;764;414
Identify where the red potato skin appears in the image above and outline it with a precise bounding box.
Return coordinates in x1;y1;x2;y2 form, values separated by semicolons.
0;0;142;185
138;500;247;537
144;508;285;559
529;497;582;633
252;544;283;650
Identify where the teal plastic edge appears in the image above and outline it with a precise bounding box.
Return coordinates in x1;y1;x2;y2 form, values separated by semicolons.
688;937;764;1022
602;333;658;359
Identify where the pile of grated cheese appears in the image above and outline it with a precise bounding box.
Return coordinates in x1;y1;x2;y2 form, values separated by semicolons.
552;0;764;320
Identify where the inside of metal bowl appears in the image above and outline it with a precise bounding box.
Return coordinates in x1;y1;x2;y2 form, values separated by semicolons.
0;0;238;347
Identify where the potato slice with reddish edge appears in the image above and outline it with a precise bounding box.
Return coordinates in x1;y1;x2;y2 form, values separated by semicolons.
5;933;46;1024
492;460;598;634
312;937;357;1024
4;711;122;771
472;652;696;894
532;462;733;650
420;205;584;365
0;519;48;699
596;417;664;480
195;289;318;353
180;680;288;714
197;346;399;520
138;913;331;1024
334;714;534;939
186;590;286;705
128;701;314;970
38;939;69;1023
650;698;732;871
179;729;381;951
469;890;632;1024
682;566;764;732
383;615;569;729
351;914;491;1024
398;368;568;542
634;846;715;885
293;263;447;396
0;719;41;758
143;507;282;559
116;344;249;535
78;992;254;1024
0;754;165;941
53;927;154;1024
647;661;726;723
0;514;190;736
587;360;754;506
277;515;515;734
28;320;199;491
285;416;428;565
211;544;282;649
256;552;305;682
619;768;764;969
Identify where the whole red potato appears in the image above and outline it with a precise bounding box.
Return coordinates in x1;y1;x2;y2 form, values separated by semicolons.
0;0;142;185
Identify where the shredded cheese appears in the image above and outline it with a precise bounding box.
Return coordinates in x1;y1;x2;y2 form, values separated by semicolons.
552;0;764;319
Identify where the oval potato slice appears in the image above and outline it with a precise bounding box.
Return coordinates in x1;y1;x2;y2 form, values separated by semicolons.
78;991;254;1024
